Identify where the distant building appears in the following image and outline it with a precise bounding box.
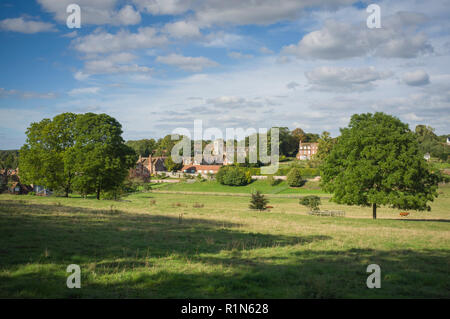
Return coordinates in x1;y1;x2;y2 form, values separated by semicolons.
447;137;450;145
130;155;167;179
297;141;319;160
181;164;222;175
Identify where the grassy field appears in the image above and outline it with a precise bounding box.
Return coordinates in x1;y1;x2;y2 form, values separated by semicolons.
153;179;326;195
0;184;449;298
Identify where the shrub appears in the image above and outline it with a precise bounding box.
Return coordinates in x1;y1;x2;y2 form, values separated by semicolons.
299;195;321;212
287;168;303;187
267;175;280;186
249;190;269;211
216;166;251;186
245;170;253;184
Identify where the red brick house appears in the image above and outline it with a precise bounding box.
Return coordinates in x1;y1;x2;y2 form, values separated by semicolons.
296;141;319;160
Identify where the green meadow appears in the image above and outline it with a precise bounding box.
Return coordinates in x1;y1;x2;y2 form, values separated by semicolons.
152;179;325;195
0;183;449;298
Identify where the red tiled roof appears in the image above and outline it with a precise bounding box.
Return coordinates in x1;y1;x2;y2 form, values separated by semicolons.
181;164;222;172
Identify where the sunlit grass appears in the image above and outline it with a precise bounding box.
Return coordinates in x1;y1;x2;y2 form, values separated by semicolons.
0;184;449;298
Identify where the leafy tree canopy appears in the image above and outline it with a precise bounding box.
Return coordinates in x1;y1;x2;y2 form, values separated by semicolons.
19;113;136;199
19;113;77;196
287;167;303;187
299;195;321;212
415;125;450;162
0;150;19;169
321;112;439;219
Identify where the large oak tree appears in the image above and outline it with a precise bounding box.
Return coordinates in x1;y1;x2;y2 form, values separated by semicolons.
19;112;136;199
320;112;439;219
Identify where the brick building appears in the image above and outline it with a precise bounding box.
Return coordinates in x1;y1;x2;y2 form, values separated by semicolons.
130;155;167;179
296;141;319;160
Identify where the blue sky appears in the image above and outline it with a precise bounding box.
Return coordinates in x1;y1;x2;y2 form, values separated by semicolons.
1;0;449;149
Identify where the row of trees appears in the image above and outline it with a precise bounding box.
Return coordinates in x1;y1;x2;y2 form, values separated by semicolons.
19;113;136;199
125;127;320;160
415;125;450;161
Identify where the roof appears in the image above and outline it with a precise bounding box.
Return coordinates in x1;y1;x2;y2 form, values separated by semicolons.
137;156;167;166
181;164;222;172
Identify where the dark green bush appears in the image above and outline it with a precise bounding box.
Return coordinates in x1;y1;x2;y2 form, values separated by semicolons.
249;190;269;211
216;166;251;186
287;168;303;187
299;195;321;212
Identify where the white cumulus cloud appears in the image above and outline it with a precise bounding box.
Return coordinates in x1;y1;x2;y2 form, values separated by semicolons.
0;17;56;33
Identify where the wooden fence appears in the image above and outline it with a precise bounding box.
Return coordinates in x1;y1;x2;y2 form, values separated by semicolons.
308;210;345;217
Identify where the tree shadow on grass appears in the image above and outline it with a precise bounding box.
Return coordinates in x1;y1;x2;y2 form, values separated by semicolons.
5;247;446;299
0;199;329;268
2;200;448;299
79;247;449;299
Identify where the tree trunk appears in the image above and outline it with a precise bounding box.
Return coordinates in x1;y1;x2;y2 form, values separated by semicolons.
96;187;101;200
372;203;377;220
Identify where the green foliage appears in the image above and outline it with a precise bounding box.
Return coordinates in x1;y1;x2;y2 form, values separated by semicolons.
19;113;78;197
249;190;269;211
287;168;303;187
0;150;19;169
415;125;450;162
196;173;205;182
126;135;191;158
71;113;137;199
165;156;183;172
125;139;157;157
275;166;319;177
299;195;321;212
19;112;136;200
267;175;281;186
216;166;251;186
315;131;337;161
291;128;319;144
321;112;439;219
